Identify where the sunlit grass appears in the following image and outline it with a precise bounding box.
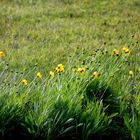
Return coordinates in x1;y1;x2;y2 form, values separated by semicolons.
0;0;140;139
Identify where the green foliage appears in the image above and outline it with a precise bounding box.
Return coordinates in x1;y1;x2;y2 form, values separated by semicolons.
45;99;112;140
0;0;140;139
123;94;140;140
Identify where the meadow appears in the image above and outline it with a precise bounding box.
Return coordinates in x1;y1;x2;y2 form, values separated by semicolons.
0;0;140;139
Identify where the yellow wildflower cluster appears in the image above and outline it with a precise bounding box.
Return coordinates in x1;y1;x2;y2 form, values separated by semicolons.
93;71;101;79
129;70;134;77
0;51;5;58
122;47;130;54
36;72;42;79
49;64;64;78
77;67;86;75
113;47;130;56
49;71;55;78
55;64;64;73
22;79;28;86
113;49;119;56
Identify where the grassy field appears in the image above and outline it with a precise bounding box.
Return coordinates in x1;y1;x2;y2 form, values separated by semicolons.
0;0;140;140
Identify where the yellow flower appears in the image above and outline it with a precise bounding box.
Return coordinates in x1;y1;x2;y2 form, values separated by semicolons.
58;64;64;72
122;47;130;54
49;71;54;78
36;72;42;79
77;67;86;74
55;64;64;73
138;67;140;72
113;49;119;56
93;71;101;79
22;79;28;86
129;70;134;77
0;51;5;58
55;67;59;73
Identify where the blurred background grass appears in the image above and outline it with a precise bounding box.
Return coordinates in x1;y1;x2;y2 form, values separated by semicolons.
0;0;140;71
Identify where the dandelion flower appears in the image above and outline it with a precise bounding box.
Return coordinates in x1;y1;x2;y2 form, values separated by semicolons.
49;71;54;78
122;47;130;54
113;49;119;56
77;67;86;75
55;64;64;73
0;51;5;58
93;71;101;79
22;79;28;86
129;70;134;77
58;64;64;72
37;72;42;79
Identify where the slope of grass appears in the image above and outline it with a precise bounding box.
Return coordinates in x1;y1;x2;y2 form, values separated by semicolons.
0;0;140;69
0;0;140;140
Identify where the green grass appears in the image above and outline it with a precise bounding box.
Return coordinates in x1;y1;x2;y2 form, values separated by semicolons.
0;0;140;140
